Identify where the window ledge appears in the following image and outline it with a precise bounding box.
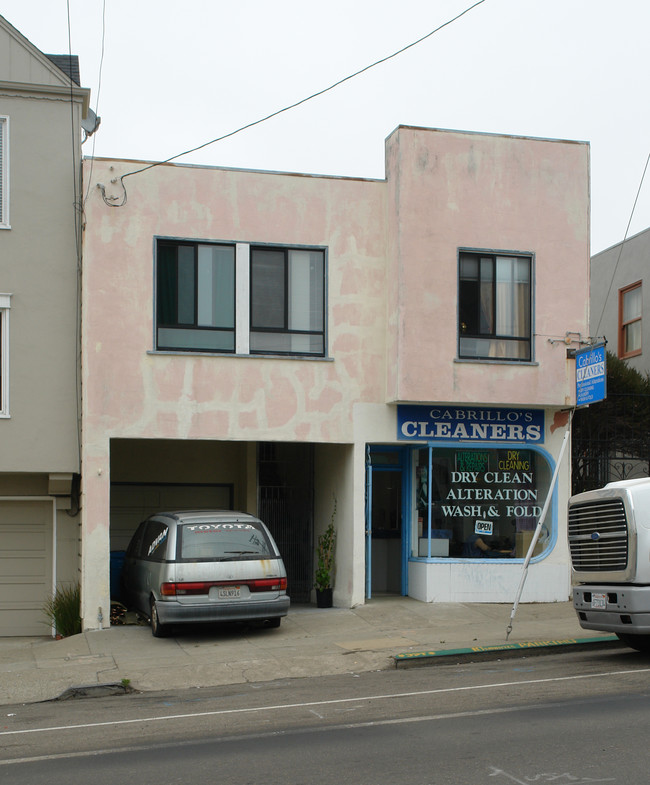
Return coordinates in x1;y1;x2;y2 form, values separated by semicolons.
408;555;546;564
148;350;334;362
454;357;539;367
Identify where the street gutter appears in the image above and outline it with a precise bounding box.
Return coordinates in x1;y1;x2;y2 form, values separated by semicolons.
393;635;622;668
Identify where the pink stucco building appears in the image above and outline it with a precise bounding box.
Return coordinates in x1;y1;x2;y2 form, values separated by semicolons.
80;125;590;630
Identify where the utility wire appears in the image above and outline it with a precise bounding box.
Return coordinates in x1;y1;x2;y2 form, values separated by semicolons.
99;0;487;207
83;0;107;206
593;151;650;339
66;0;80;246
66;0;83;498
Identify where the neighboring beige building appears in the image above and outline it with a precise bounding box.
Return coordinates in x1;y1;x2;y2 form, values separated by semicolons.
591;226;650;371
80;126;590;630
582;226;650;486
0;16;90;634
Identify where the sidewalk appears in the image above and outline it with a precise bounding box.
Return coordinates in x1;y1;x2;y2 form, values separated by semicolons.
0;598;620;706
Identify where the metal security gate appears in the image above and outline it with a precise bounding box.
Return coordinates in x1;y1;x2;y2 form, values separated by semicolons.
572;392;650;494
258;443;314;603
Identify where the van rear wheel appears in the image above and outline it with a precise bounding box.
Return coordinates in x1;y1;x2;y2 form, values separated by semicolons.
150;598;169;638
615;632;650;653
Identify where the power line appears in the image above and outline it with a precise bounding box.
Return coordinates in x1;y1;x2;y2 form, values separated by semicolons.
65;0;83;482
83;0;107;206
99;0;487;207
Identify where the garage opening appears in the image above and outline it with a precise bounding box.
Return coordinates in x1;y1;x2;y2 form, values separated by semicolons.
109;439;315;606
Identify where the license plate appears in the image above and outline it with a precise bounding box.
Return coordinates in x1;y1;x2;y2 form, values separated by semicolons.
218;586;241;599
591;592;606;609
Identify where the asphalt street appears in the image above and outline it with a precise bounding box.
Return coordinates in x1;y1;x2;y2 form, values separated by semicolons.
1;646;648;783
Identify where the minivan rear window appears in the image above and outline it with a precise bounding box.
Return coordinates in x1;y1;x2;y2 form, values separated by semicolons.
179;521;275;561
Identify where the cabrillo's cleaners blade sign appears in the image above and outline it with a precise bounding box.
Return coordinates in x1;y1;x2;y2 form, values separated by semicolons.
397;405;544;444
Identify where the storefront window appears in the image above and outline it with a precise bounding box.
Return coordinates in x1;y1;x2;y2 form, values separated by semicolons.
413;446;551;559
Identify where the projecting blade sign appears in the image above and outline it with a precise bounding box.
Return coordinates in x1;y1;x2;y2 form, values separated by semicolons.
575;344;606;406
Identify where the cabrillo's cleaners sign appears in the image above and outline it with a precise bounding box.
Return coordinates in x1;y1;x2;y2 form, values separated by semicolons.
397;405;544;444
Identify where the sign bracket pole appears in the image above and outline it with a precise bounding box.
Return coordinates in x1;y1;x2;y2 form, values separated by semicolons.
505;410;573;640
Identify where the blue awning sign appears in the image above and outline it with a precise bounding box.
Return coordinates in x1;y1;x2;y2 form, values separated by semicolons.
397;405;544;443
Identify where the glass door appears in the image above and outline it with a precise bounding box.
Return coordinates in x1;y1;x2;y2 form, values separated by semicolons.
366;448;409;597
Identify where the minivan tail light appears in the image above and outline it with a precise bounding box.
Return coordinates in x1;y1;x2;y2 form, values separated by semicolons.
249;577;287;592
160;577;287;596
161;582;208;596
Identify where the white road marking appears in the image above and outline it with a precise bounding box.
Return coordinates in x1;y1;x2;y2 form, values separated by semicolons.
0;705;532;766
1;666;648;740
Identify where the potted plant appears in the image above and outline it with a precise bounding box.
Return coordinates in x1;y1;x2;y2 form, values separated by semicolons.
315;496;337;608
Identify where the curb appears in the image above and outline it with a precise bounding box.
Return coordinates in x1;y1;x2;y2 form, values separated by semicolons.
393;635;621;668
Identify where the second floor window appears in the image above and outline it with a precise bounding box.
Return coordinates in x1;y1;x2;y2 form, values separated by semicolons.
458;251;532;362
155;239;326;357
619;281;642;358
157;241;235;352
250;247;324;356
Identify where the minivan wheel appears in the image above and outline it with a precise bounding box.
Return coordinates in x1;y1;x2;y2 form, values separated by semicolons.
150;598;169;638
264;617;281;629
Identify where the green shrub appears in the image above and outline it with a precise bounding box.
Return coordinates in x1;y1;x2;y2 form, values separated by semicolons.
43;582;81;637
315;496;337;591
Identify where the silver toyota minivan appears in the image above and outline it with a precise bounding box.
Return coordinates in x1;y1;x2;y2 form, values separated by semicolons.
121;510;290;637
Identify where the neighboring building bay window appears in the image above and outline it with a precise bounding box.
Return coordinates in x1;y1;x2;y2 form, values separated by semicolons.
0;294;11;416
619;281;642;358
0;116;8;229
155;239;326;357
414;446;552;559
458;251;532;361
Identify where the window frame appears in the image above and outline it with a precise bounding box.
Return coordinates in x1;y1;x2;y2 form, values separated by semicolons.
155;239;237;354
618;281;642;359
457;248;534;363
249;244;326;357
0;294;11;417
410;443;555;562
140;521;170;562
0;116;9;229
154;237;327;358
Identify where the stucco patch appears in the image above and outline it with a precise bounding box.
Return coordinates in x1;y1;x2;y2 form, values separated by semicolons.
156;411;180;435
332;332;361;353
266;375;299;429
238;410;259;430
307;385;343;414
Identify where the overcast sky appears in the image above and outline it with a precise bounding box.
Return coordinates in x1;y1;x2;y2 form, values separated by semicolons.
3;0;649;254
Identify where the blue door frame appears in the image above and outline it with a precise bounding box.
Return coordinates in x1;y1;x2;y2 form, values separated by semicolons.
365;446;411;599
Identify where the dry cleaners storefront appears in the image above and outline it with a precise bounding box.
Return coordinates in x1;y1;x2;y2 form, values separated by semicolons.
365;404;571;604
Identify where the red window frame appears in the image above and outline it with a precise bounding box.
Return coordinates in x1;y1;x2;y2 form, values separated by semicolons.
618;281;642;359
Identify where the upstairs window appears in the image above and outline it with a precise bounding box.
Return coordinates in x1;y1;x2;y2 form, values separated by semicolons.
156;241;235;352
458;251;532;362
155;239;326;357
619;281;642;358
0;117;8;229
250;247;325;356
